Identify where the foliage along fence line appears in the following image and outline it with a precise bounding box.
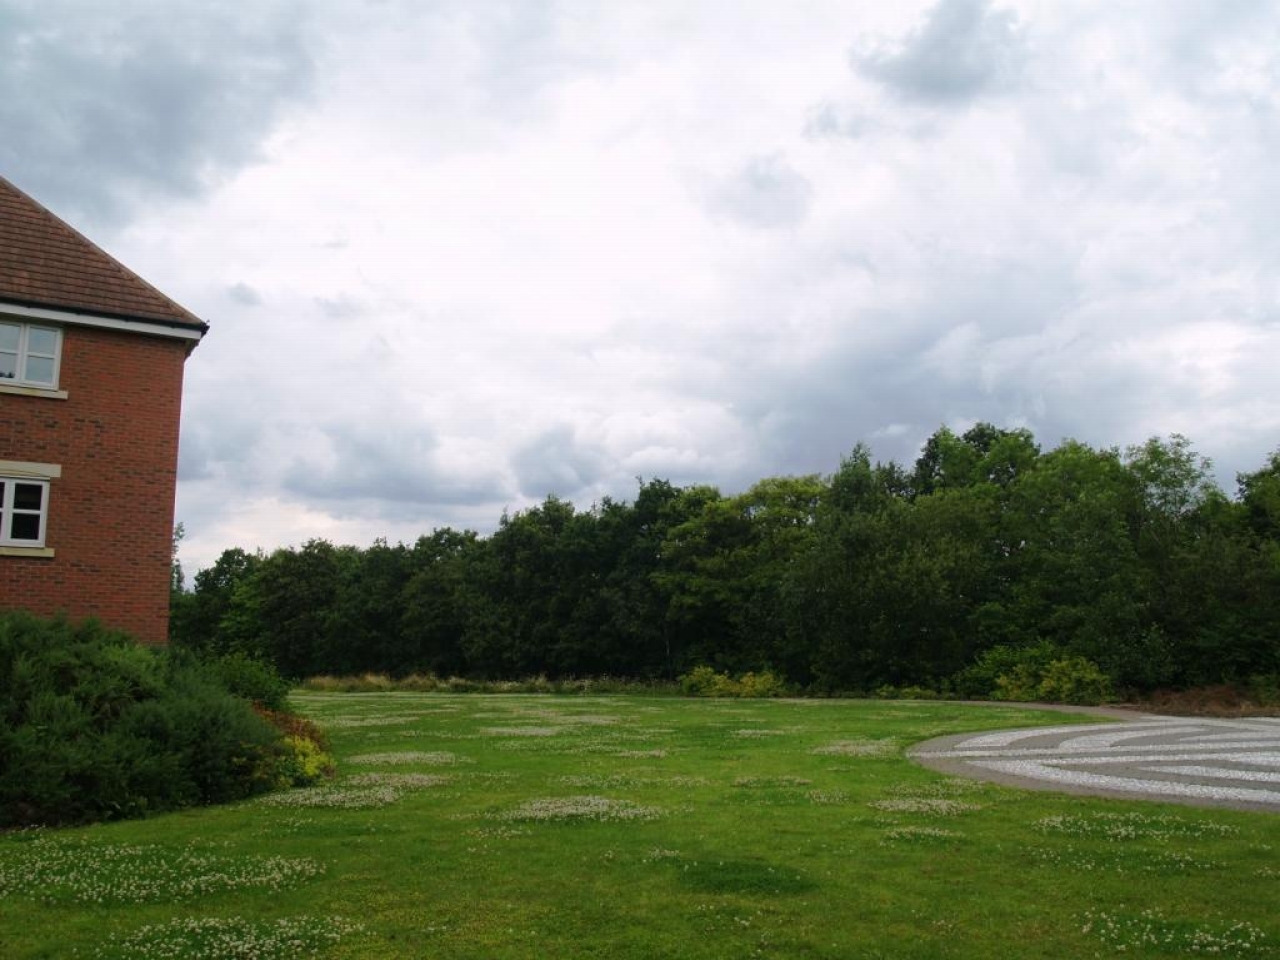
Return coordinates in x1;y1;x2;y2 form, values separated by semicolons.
170;426;1280;698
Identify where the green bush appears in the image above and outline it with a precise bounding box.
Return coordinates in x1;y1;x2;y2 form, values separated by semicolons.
735;671;788;698
0;612;286;827
275;735;337;787
955;642;1114;705
679;666;787;698
1247;674;1280;706
679;665;725;697
953;642;1058;699
1034;657;1114;705
202;652;291;710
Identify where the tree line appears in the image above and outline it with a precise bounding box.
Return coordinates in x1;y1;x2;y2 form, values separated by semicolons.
171;426;1280;694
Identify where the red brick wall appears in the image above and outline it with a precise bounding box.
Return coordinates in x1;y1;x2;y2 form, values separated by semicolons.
0;324;190;644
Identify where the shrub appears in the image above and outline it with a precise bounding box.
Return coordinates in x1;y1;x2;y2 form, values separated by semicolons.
275;735;337;787
1034;657;1114;705
679;666;787;698
953;642;1059;699
1248;674;1280;706
680;665;728;697
202;652;291;711
955;642;1114;705
254;705;330;751
735;671;789;698
253;705;336;786
0;612;286;827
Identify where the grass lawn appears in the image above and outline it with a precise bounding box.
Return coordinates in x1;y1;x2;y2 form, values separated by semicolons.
1;694;1277;959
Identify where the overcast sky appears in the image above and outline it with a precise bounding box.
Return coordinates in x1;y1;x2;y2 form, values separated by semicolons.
4;0;1279;573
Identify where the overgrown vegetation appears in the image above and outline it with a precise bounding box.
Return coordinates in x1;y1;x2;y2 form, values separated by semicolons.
172;428;1280;700
0;612;330;828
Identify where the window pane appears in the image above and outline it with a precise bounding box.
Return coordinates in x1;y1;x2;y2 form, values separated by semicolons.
0;353;15;379
10;513;41;540
27;327;57;355
24;356;55;384
14;483;43;510
0;324;18;351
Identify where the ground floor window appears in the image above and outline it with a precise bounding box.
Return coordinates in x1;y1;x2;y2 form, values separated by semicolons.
0;477;49;547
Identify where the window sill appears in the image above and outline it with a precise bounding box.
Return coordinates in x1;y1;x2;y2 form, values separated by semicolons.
0;545;54;558
0;383;68;400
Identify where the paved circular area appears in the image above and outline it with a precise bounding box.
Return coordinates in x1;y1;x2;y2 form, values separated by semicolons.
911;715;1280;812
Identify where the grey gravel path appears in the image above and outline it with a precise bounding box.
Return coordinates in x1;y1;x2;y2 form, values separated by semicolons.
911;715;1280;813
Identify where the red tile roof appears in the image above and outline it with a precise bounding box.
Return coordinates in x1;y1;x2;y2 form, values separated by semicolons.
0;175;206;331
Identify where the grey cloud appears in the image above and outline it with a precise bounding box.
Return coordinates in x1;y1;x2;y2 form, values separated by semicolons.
316;295;367;321
228;283;263;307
706;154;813;229
178;414;267;482
176;430;214;483
804;103;882;140
0;1;315;228
283;423;510;509
511;425;613;500
709;257;1083;481
855;0;1025;104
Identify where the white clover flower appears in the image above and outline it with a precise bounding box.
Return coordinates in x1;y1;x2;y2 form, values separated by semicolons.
495;795;662;823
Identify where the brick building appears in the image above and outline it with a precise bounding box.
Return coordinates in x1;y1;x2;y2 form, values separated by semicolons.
0;176;207;643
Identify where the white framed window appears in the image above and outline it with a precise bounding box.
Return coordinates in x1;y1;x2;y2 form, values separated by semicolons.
0;477;49;547
0;321;61;388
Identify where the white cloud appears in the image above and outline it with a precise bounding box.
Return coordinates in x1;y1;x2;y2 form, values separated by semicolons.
4;1;1277;570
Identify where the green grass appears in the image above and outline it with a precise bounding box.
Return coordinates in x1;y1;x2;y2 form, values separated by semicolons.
1;694;1277;958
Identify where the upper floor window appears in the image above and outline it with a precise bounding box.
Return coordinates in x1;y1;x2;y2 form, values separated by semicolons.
0;477;49;547
0;321;61;388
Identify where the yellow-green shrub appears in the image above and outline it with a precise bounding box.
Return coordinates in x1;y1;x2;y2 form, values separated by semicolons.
679;666;787;698
276;735;336;787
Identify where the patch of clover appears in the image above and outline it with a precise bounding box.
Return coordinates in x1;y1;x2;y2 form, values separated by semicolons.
1033;812;1239;841
343;773;453;789
733;776;814;788
481;726;566;737
868;798;984;816
494;795;663;823
317;714;419;729
881;826;961;843
464;825;533;841
346;750;472;765
885;777;986;798
806;790;850;805
1030;846;1223;874
809;739;898;758
1080;908;1265;955
590;730;670;744
643;848;683;862
0;838;323;904
257;785;402;809
556;714;621;726
557;773;707;789
92;915;363;960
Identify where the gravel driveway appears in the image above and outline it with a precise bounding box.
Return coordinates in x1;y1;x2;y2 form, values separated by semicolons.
911;714;1280;813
